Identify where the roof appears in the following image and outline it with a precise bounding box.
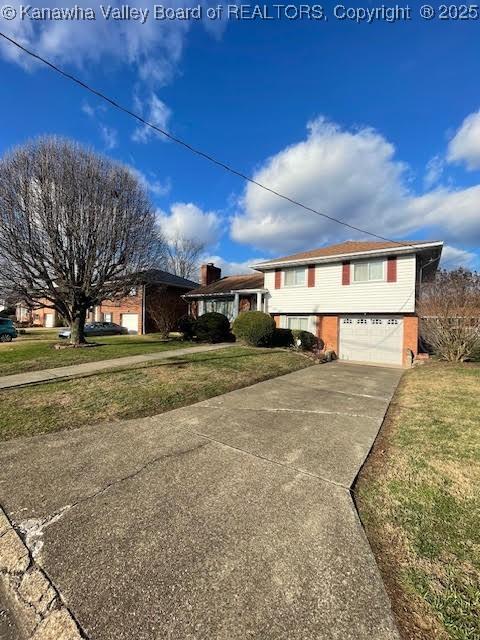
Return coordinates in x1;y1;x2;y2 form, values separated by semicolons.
137;269;199;290
253;240;443;269
185;273;264;296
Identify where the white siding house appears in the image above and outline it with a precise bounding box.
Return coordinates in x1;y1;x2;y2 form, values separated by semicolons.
264;254;416;315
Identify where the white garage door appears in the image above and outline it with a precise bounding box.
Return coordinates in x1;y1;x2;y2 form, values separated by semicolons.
339;316;403;365
44;313;55;328
121;313;139;335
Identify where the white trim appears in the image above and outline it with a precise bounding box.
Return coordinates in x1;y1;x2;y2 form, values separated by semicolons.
252;241;443;270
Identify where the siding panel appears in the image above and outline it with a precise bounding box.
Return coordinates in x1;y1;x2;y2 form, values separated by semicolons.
264;255;416;313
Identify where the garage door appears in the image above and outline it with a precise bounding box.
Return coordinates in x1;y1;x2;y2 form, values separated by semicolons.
339;316;403;365
121;313;139;335
44;313;55;328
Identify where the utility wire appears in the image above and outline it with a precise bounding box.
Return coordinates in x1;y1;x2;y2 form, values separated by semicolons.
1;30;408;246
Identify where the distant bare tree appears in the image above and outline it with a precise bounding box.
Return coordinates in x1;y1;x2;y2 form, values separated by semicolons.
146;286;186;337
0;137;161;345
419;268;480;361
162;234;204;280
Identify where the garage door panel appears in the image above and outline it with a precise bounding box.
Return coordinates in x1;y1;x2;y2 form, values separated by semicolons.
340;316;403;365
121;313;139;335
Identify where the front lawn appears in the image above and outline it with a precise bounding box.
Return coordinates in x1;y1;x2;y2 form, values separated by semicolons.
0;334;187;375
0;347;313;441
355;362;480;640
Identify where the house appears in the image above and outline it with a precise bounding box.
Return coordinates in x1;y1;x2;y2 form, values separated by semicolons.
15;269;199;335
185;240;443;366
185;263;267;321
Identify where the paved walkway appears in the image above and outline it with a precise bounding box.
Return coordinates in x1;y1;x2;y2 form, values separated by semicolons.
0;343;235;390
0;362;403;640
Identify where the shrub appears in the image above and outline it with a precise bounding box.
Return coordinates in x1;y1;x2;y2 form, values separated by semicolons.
291;329;317;351
195;312;231;343
177;314;196;339
272;327;294;347
232;311;276;346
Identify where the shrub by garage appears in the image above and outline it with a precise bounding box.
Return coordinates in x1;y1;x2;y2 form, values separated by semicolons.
232;311;276;346
195;312;231;343
292;329;318;351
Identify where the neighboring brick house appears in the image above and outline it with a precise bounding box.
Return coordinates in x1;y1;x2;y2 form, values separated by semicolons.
15;269;199;335
187;240;443;367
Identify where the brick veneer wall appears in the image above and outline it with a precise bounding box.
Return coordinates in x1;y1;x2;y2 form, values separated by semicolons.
403;315;419;366
98;291;144;334
317;315;339;354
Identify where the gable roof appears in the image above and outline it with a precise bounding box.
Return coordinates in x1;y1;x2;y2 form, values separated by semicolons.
138;269;199;289
185;273;264;296
253;240;443;269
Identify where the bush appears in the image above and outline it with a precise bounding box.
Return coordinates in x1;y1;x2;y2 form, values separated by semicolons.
272;327;294;347
232;311;276;346
291;329;317;351
195;312;231;343
177;314;196;339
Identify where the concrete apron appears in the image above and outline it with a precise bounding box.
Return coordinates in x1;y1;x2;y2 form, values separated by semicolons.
0;361;403;640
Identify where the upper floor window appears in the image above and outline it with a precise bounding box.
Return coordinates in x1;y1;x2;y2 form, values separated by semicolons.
353;259;384;283
284;267;305;287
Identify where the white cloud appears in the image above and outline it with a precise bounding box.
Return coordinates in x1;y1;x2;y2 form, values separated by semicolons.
157;202;221;246
441;245;478;269
231;116;480;255
99;125;118;150
0;1;195;88
132;93;171;143
201;255;266;276
424;155;444;189
447;110;480;170
128;167;171;198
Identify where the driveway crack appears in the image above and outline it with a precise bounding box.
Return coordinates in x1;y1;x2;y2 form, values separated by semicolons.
16;441;209;559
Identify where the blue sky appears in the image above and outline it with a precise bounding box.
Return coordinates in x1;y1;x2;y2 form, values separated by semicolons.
1;2;480;274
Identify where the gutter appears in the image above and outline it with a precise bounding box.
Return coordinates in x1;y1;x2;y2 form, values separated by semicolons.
183;289;268;299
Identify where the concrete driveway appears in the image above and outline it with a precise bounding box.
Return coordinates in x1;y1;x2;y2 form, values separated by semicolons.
0;362;403;640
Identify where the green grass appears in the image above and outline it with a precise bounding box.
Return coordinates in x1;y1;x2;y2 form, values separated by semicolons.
355;362;480;640
0;334;188;375
0;347;313;441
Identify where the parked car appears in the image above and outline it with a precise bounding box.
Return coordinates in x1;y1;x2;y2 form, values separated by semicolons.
58;322;129;339
0;318;18;342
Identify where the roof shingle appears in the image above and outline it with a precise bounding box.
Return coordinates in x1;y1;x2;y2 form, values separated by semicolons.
255;240;441;266
186;273;264;296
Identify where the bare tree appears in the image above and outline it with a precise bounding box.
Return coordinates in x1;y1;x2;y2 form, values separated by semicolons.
0;137;161;345
146;286;186;337
162;234;205;280
419;268;480;361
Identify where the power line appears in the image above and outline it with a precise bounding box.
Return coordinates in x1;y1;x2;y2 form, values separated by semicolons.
1;30;405;245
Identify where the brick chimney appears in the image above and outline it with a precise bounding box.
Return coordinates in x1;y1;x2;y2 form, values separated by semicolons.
200;263;221;286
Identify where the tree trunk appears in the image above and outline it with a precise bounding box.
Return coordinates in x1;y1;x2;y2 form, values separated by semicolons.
70;305;87;345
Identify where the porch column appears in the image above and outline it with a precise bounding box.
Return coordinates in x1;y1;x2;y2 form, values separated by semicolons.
198;300;205;316
256;291;262;312
233;293;240;319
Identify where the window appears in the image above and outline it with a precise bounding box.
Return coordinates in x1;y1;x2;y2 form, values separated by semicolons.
204;298;234;321
284;267;306;287
104;313;112;322
287;317;309;331
353;260;384;282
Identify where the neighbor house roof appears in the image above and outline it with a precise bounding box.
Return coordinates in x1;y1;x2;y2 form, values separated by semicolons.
138;269;199;290
185;273;264;296
253;240;443;269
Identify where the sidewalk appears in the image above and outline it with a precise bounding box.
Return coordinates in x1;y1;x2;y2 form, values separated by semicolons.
0;343;235;390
